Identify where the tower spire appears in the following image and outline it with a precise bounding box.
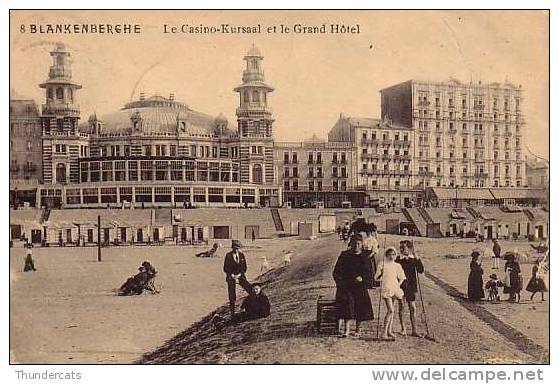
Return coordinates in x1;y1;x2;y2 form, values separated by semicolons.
39;43;82;117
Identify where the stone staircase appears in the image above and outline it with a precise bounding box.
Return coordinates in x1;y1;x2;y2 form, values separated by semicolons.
270;208;285;231
523;208;535;221
402;208;426;237
39;208;51;224
466;206;482;220
417;207;434;224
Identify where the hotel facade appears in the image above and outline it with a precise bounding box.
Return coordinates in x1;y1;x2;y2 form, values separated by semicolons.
380;79;526;190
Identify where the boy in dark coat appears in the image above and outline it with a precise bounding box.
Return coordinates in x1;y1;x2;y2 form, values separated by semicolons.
396;239;425;337
239;283;270;320
223;240;253;318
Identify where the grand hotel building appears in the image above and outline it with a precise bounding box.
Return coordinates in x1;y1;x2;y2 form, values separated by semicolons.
33;44;280;208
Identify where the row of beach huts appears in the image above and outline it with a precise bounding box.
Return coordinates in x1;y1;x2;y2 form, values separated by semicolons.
9;205;548;247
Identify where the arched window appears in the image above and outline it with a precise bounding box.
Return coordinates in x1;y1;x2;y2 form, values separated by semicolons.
56;87;64;99
243;91;250;104
56;55;64;66
252;90;260;103
68;88;73;102
252;164;263;184
47;88;54;100
56;163;67;183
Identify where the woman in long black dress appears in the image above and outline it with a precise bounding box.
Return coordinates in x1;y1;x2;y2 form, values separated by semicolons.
526;258;547;301
504;253;522;303
468;251;485;301
333;233;374;337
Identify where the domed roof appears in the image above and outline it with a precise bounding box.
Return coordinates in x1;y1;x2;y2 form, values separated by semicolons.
81;94;236;137
245;44;263;58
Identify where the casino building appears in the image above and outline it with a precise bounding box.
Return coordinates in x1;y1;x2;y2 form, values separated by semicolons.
36;43;280;208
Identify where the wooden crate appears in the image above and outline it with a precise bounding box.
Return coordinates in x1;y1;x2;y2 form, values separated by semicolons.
316;296;338;335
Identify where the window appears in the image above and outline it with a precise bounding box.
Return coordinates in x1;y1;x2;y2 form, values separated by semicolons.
292;167;298;177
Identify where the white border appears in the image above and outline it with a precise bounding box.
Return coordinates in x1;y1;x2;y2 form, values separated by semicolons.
1;2;555;383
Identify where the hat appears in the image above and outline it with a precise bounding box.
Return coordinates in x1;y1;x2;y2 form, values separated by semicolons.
232;239;242;248
489;273;498;280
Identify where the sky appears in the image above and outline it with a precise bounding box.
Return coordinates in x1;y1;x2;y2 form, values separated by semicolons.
10;10;549;158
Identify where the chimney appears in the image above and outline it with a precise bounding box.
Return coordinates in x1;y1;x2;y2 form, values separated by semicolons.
139;92;145;101
169;92;175;101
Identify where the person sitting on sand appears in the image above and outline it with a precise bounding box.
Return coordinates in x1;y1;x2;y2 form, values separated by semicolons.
118;261;159;296
195;242;221;258
239;283;271;321
23;243;36;272
485;273;503;303
375;247;407;341
141;261;159;294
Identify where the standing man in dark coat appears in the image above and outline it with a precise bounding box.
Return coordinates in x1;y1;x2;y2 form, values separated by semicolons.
224;239;253;318
492;238;501;269
396;239;425;337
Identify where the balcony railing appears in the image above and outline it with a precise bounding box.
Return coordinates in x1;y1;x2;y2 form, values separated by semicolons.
382;139;393;145
418;170;434;177
362;138;380;145
364;153;380;160
393;139;410;146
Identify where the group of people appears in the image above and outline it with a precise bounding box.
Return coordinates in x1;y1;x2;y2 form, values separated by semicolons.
222;239;271;322
468;245;548;304
333;228;425;341
118;261;160;296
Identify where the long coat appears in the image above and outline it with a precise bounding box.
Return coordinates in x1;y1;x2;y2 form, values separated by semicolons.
333;249;374;321
467;260;485;301
504;260;522;294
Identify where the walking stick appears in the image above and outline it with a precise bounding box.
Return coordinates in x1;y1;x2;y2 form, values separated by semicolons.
375;235;386;340
411;240;437;343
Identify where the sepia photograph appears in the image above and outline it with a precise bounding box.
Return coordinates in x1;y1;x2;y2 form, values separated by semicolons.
8;9;549;367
